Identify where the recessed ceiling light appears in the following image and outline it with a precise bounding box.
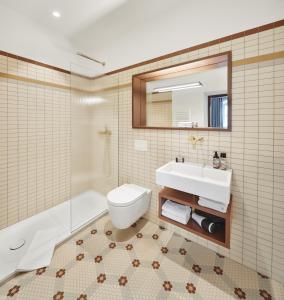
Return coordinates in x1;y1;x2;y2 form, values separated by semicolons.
52;11;61;18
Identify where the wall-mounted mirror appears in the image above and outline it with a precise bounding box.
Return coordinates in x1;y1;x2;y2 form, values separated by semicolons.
132;52;232;131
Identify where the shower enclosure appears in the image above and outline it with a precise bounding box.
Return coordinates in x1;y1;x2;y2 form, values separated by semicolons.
70;64;119;231
0;58;119;283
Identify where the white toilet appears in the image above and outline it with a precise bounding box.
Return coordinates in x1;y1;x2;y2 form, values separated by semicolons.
107;184;151;229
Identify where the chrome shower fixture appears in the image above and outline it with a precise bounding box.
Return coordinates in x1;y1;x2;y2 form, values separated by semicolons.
77;52;105;66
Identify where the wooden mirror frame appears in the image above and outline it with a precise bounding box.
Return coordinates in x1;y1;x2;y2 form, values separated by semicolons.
132;51;232;131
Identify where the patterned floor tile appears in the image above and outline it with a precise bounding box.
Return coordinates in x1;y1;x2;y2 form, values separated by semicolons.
0;215;283;300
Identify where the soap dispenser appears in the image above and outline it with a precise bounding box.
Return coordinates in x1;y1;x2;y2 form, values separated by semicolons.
213;151;220;169
220;152;227;170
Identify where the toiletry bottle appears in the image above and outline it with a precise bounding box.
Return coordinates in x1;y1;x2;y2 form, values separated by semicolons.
220;152;227;170
213;151;220;169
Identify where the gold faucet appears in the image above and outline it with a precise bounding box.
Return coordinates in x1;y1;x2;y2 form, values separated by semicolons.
189;136;204;149
98;126;112;135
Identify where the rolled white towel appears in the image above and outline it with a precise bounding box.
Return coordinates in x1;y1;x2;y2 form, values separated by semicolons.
198;198;228;213
162;209;190;225
162;200;191;219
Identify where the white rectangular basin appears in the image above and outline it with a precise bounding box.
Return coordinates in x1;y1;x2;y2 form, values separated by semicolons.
156;161;232;204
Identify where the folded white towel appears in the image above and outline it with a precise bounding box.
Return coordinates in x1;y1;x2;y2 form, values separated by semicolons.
198;198;228;213
162;200;191;219
16;228;58;272
162;209;190;225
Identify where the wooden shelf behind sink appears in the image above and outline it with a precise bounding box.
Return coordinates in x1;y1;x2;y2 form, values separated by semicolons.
158;188;232;248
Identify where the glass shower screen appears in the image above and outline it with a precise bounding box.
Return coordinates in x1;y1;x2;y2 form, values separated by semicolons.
70;63;119;232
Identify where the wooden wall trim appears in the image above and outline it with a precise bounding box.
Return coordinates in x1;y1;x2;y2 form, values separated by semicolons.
0;50;71;75
0;19;283;79
104;19;284;77
232;50;284;67
0;71;90;93
0;71;69;89
0;50;282;94
0;70;126;93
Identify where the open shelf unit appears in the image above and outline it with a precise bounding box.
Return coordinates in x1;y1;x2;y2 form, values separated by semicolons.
158;188;232;248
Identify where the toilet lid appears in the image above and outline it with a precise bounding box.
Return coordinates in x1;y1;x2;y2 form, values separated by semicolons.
107;184;147;207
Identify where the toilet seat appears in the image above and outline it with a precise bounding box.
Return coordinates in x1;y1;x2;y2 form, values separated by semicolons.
107;184;147;207
107;184;152;229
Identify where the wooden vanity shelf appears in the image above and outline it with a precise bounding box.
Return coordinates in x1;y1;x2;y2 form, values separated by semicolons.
158;188;232;248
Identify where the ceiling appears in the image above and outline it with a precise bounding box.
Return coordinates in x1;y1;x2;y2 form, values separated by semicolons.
0;0;178;39
0;0;283;76
0;0;128;37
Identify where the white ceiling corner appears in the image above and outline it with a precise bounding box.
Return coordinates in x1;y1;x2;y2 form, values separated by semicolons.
0;0;283;76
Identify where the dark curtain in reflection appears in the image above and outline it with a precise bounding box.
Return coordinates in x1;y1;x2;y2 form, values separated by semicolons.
209;95;227;128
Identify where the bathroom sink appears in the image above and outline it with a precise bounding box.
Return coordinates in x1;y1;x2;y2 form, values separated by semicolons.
156;161;232;204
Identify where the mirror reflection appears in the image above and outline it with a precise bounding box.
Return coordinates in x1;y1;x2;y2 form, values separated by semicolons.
146;66;228;129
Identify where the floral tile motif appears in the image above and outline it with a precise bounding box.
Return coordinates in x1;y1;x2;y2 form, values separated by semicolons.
76;253;85;261
105;230;112;236
132;259;140;267
53;291;64;300
258;272;269;279
259;289;272;300
136;233;143;238
1;215;284;300
36;267;46;276
97;274;106;284
94;255;103;263
234;288;246;299
213;266;223;275
192;264;201;273
216;253;225;258
56;269;66;278
90;229;97;235
76;240;83;245
109;242;116;249
161;247;168;254
125;244;133;251
118;276;128;286
152;234;159;240
152;261;160;269
163;281;172;291
7;285;20;297
186;283;196;294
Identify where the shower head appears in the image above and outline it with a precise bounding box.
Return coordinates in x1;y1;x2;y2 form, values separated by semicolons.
77;52;106;66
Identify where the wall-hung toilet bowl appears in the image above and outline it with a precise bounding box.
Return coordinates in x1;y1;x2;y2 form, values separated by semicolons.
107;184;151;229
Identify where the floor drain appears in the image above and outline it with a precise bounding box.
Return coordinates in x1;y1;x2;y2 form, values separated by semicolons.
9;239;25;250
